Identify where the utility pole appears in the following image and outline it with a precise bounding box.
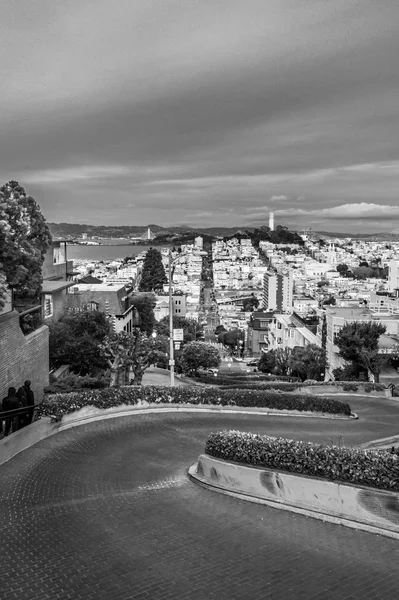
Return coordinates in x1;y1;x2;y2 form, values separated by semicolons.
168;250;175;386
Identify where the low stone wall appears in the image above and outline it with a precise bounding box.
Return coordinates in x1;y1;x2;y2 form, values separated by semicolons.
295;385;388;398
0;402;354;466
190;454;399;540
0;418;58;465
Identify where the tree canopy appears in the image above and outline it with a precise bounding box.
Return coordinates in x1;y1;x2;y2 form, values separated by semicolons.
0;180;52;307
289;344;327;381
180;341;221;375
101;330;168;386
49;310;111;375
139;248;167;292
335;320;386;381
155;315;203;343
128;292;156;335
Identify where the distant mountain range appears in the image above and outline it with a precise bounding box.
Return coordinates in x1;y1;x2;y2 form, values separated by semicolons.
48;222;399;241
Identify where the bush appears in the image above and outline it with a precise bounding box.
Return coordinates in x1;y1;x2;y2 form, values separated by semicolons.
205;430;399;492
44;374;108;394
342;383;359;392
36;385;352;422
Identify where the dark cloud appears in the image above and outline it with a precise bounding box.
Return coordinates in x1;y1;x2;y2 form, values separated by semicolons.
1;1;399;231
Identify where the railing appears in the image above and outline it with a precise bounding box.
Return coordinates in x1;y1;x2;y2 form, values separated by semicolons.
0;405;37;436
15;305;43;335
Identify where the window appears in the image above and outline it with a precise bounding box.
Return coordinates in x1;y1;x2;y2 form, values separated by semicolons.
259;321;268;328
89;301;99;311
44;294;53;318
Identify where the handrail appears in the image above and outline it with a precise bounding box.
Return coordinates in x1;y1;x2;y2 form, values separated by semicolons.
0;405;36;418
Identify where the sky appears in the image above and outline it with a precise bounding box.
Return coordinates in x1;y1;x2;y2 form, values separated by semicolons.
1;0;399;233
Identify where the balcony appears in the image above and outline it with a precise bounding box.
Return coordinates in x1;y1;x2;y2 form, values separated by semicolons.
15;304;43;335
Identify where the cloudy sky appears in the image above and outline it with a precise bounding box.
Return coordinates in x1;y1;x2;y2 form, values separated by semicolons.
1;0;399;233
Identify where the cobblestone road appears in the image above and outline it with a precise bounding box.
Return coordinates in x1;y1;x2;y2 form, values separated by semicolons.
1;411;399;599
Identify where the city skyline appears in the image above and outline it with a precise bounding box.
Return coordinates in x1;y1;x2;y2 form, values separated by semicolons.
1;1;399;232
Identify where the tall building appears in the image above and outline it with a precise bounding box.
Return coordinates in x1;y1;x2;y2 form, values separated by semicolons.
263;270;293;312
269;212;274;231
388;260;399;293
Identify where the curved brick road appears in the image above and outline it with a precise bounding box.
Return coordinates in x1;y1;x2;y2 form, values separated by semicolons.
1;409;399;599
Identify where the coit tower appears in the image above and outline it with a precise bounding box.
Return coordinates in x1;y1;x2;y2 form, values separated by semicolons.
269;212;274;231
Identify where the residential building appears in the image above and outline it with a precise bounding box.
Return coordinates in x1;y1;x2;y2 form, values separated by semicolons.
66;282;138;333
263;270;293;312
41;241;77;321
246;311;274;356
388;260;399;293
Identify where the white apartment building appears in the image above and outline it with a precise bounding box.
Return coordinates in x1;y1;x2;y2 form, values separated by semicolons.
263;270;293;312
388;260;399;293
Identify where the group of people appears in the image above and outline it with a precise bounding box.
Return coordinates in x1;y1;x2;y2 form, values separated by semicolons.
0;381;35;437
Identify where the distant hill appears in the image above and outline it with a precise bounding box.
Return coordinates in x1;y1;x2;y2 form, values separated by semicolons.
308;230;399;241
48;223;256;239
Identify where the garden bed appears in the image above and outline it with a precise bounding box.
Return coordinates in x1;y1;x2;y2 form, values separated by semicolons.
36;385;352;422
205;430;399;492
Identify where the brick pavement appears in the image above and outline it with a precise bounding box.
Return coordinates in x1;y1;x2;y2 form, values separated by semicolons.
1;412;399;599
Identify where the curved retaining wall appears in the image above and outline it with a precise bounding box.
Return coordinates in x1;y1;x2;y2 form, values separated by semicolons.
190;454;399;540
0;402;353;466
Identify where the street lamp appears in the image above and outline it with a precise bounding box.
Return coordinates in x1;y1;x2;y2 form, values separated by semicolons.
168;250;175;386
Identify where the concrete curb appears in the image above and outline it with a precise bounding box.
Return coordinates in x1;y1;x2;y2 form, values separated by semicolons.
189;455;399;541
0;403;356;466
360;434;399;450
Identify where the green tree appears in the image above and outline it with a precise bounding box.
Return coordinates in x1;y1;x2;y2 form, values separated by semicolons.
0;180;52;307
101;330;168;386
180;342;221;375
258;350;276;373
49;311;111;375
139;248;167;292
242;296;260;312
155;316;203;343
335;321;386;381
323;296;336;306
274;347;292;376
218;329;245;355
289;344;327;381
336;264;349;275
129;293;156;335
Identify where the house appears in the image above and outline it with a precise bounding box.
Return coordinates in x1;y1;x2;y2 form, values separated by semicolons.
41;241;77;321
246;311;274;356
66;282;139;334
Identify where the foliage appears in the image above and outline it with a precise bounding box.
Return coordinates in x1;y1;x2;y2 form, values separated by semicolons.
205;430;399;491
36;385;351;422
180;341;221;374
336;263;349;274
258;350;276;373
289;344;327;381
335;321;386;382
218;329;245;356
101;330;168;386
242;296;259;312
322;296;336;306
44;374;108;394
250;224;304;248
0;180;52;307
128;293;156;335
155;315;203;343
139;248;167;292
332;365;366;381
49;310;111;375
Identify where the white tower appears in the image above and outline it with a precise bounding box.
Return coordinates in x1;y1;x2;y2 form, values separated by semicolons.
269;212;274;231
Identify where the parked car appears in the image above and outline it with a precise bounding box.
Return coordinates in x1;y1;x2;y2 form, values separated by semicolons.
207;368;219;375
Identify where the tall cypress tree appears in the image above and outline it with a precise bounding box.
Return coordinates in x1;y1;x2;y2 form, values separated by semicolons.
139;248;167;292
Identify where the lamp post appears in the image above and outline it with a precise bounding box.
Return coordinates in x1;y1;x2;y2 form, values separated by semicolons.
168;251;175;386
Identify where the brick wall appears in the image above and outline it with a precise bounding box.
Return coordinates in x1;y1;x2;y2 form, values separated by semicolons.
0;311;49;404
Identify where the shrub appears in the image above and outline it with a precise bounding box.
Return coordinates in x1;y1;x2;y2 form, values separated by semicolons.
44;374;108;394
342;383;359;392
205;430;399;492
36;385;351;422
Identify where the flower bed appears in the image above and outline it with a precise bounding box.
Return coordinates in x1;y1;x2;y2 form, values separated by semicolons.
205;430;399;492
36;385;351;422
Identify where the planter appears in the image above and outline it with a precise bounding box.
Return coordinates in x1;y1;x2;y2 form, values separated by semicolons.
190;454;399;540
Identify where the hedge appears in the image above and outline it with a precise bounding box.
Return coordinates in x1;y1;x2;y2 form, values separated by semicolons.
36;385;351;422
205;430;399;492
192;376;386;392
